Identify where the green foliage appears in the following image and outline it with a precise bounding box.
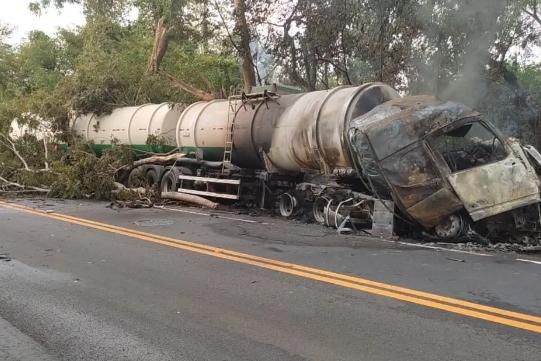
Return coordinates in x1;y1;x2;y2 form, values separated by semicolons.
163;45;240;98
49;143;135;199
513;64;541;100
146;134;167;146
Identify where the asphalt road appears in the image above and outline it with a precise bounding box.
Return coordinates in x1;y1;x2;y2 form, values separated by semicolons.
0;199;540;361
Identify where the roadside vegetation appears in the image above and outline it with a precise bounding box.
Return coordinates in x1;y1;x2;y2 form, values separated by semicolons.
1;0;541;197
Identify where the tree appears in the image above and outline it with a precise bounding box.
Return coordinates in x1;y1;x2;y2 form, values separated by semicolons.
522;0;541;27
264;0;420;91
136;0;187;74
233;0;256;92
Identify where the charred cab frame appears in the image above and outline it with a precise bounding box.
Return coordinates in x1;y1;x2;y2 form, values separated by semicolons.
349;96;541;239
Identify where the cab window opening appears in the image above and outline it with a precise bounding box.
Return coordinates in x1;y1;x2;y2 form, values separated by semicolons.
431;122;507;172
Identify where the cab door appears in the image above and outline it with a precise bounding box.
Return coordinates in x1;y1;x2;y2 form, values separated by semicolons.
378;141;463;228
430;121;540;221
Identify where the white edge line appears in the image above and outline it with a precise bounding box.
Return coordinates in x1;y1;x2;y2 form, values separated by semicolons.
516;258;541;265
396;241;493;257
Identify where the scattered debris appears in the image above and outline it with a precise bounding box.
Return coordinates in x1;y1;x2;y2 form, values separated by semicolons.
109;199;154;209
0;254;12;262
134;219;174;227
446;257;466;262
519;245;541;253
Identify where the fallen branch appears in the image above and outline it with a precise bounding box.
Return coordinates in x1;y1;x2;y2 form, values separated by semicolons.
520;245;541;253
133;153;186;167
0;175;50;193
161;191;219;209
43;137;49;170
0;190;50;194
111;182;148;196
162;71;216;101
0;133;31;171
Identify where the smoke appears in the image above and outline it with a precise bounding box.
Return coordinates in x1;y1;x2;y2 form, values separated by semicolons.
409;1;540;142
440;0;508;107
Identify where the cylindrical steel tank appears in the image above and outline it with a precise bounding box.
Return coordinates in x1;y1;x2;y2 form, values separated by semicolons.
231;83;399;171
9;118;54;141
175;100;230;161
70;83;399;172
71;103;183;154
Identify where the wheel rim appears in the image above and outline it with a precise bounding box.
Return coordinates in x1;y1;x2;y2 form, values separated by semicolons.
279;193;297;218
161;173;174;193
434;214;467;240
313;196;330;224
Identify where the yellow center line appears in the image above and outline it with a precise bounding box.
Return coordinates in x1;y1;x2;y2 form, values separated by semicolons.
1;200;541;334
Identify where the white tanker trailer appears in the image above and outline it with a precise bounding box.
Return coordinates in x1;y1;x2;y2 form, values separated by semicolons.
71;83;541;240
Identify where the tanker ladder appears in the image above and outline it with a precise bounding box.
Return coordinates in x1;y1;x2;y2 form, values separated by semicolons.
221;90;279;176
221;93;238;176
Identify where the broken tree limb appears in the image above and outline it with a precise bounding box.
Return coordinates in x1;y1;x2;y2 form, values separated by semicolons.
0;175;50;193
133;153;187;167
112;182;147;195
162;72;216;101
43;137;49;170
0;133;31;171
161;191;219;209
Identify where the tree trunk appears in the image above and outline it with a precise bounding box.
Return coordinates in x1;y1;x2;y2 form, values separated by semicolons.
523;3;541;27
147;16;170;74
133;153;187;167
234;0;257;93
161;192;219;209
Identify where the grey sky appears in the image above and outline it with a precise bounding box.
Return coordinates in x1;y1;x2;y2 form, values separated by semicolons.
0;0;85;45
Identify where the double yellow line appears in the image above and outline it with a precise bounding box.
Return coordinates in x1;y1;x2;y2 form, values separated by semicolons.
1;200;541;334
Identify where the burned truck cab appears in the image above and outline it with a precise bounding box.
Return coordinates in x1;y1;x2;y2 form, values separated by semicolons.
348;96;541;239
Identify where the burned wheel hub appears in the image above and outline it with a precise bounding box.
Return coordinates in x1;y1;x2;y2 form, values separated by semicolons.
434;214;469;241
279;193;297;218
313;196;330;224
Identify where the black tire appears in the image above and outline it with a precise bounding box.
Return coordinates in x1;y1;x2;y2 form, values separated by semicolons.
160;167;181;194
127;167;145;188
145;168;160;188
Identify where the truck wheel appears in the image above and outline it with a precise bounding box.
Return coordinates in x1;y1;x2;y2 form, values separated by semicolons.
279;193;298;218
313;196;330;224
127;167;145;188
160;167;181;194
434;213;470;241
145;168;160;188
